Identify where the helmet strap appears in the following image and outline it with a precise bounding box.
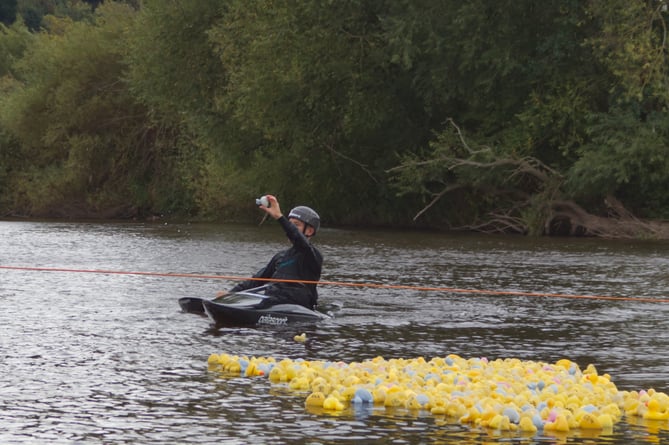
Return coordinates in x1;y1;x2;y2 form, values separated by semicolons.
302;224;313;237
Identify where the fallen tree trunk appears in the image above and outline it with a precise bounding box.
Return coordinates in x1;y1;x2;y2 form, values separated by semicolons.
547;197;669;239
394;120;669;239
456;196;669;239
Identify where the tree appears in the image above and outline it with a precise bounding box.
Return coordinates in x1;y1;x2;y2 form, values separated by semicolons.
206;0;440;223
0;19;32;77
389;0;669;237
2;0;667;234
0;0;17;25
0;2;187;217
124;0;242;217
0;19;33;214
566;0;669;219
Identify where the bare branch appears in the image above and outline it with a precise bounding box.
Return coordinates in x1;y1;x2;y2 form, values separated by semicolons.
445;117;494;155
456;212;528;235
412;184;463;221
323;141;379;183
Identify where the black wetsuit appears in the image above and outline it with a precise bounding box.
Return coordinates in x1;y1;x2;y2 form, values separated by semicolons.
229;216;323;309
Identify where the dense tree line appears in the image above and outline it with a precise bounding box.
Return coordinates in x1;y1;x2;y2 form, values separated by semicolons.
1;0;668;237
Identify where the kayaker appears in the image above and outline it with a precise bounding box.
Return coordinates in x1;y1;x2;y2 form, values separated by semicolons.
216;195;323;310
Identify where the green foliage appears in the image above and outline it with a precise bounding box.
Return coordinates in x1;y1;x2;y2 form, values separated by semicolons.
567;109;669;217
564;0;669;218
205;0;432;223
587;0;669;104
1;0;668;229
390;0;669;230
391;118;563;234
0;19;32;77
123;0;232;217
16;0;96;31
0;0;17;26
125;0;225;122
0;127;19;213
0;19;33;213
1;3;195;217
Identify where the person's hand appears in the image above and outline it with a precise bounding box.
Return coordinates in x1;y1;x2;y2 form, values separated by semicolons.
260;194;283;220
215;290;229;299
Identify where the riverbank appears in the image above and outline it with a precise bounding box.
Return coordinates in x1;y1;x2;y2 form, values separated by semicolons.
3;212;669;240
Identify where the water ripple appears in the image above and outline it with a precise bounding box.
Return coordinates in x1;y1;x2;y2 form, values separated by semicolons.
1;221;669;444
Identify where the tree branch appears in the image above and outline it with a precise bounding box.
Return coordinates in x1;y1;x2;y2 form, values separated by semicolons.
412;184;463;221
323;141;379;183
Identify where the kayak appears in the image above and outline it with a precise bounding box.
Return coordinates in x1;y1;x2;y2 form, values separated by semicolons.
178;286;270;315
178;291;331;326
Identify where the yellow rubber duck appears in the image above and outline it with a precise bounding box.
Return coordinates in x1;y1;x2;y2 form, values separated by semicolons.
289;376;310;390
598;413;614;428
518;416;538;432
578;413;602;429
544;413;570;432
310;376;331;395
643;398;669;420
305;391;326;408
323;394;345;411
268;366;286;382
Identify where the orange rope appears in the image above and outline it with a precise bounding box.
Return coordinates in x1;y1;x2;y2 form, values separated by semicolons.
1;264;667;303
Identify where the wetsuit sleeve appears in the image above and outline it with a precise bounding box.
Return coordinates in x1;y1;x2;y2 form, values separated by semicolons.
277;215;319;260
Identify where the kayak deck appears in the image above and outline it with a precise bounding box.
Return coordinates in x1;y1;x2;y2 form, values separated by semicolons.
179;291;331;326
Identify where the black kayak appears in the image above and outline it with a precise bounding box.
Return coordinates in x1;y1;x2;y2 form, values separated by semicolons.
178;285;272;315
178;291;331;326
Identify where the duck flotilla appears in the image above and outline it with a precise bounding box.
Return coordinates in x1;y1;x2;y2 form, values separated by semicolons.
207;353;669;434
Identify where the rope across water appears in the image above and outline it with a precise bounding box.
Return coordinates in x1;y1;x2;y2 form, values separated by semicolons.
1;264;667;303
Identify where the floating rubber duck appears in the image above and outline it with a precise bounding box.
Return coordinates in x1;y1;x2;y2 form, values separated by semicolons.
544;413;570;432
643;398;669;420
519;415;538;432
310;376;331;395
305;391;326;408
578;413;602;429
268;366;286;382
352;388;373;405
289;376;310;390
598;413;614;428
323;394;345;411
294;333;307;343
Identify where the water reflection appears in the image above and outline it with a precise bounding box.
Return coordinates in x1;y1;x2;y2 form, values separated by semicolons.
1;220;668;444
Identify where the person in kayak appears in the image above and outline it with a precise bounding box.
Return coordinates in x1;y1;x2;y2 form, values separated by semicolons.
216;195;323;310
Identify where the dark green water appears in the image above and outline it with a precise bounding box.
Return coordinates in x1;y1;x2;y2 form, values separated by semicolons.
1;220;668;444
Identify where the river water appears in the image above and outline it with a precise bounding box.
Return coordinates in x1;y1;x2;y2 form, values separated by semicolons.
1;220;668;444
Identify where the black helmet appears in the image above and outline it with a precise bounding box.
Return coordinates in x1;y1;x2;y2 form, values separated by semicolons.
288;206;320;234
